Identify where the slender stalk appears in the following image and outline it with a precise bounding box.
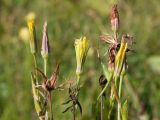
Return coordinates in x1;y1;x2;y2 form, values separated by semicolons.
44;58;48;76
118;74;124;120
49;92;53;120
118;75;124;99
100;95;104;120
73;104;76;120
114;31;117;40
118;102;121;120
33;53;38;83
76;75;80;87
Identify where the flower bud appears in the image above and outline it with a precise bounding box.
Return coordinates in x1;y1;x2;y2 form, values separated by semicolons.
41;21;50;59
75;37;89;75
114;34;128;76
27;16;37;54
110;4;119;33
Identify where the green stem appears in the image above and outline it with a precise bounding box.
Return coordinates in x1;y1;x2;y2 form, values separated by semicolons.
73;104;76;120
118;74;124;120
33;53;38;84
76;75;80;87
118;75;124;99
114;31;118;41
49;92;53;120
100;95;104;120
44;58;48;76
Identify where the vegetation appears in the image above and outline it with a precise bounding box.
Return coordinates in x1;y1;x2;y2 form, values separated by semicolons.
0;0;160;120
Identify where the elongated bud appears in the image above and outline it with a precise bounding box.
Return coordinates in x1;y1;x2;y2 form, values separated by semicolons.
114;34;128;76
27;16;37;54
110;4;119;33
41;21;50;59
75;37;89;75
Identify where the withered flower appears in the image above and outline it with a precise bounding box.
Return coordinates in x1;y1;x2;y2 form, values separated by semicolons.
100;34;118;72
99;74;107;97
41;21;50;59
99;74;107;89
100;33;133;72
62;87;82;115
35;64;60;120
110;4;119;34
36;64;60;92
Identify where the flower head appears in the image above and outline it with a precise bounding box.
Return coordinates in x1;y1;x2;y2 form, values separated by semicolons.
110;4;119;33
75;37;89;75
114;34;128;76
41;21;50;59
27;16;37;54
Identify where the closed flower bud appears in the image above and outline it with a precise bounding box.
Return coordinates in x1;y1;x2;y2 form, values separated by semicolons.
114;34;128;76
27;17;37;54
75;37;89;75
41;21;50;59
110;4;119;33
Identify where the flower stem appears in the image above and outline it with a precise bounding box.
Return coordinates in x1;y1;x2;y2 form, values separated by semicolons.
49;92;53;120
73;104;76;120
118;74;124;120
33;53;38;81
100;95;104;120
44;57;48;76
76;75;80;87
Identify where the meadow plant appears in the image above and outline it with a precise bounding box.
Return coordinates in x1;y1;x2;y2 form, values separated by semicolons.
27;17;89;119
26;4;134;120
97;4;134;120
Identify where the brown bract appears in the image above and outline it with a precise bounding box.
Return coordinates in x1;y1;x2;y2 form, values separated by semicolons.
36;64;60;92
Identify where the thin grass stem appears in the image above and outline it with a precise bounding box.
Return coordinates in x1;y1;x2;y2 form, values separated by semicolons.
44;58;48;76
100;95;104;120
73;104;76;120
118;74;124;120
33;53;38;83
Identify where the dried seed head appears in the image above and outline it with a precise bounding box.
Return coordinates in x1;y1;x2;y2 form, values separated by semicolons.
41;21;50;59
108;45;117;72
44;64;60;91
75;37;89;75
110;4;119;33
99;74;107;89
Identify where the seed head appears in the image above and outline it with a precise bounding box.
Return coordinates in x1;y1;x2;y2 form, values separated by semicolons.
110;4;119;33
99;74;107;89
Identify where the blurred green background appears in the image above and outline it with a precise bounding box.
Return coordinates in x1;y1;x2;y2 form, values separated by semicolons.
0;0;160;120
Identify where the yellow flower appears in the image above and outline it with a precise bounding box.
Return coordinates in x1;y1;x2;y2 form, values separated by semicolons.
114;35;128;76
27;13;37;54
75;37;89;75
